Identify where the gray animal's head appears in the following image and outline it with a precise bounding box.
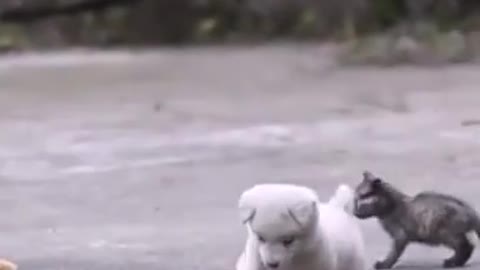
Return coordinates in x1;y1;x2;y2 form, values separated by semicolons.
238;184;318;270
353;171;395;219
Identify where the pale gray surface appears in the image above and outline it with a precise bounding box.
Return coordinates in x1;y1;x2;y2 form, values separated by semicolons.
1;45;480;269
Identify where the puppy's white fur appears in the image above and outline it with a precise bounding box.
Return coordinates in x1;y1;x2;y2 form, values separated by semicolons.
328;184;356;214
236;183;366;270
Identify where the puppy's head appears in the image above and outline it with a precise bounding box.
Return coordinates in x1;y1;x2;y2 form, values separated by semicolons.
353;171;394;219
239;184;318;270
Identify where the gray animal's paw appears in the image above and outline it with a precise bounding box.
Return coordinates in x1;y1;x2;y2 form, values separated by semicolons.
443;259;461;268
375;261;393;269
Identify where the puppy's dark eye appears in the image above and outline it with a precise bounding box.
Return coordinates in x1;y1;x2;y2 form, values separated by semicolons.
257;235;266;243
282;237;295;247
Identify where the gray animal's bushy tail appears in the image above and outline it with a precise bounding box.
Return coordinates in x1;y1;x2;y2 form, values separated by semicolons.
469;209;480;245
328;184;355;214
461;203;480;246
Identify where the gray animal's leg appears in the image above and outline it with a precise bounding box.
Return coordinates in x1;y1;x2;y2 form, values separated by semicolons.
375;239;408;269
443;235;474;268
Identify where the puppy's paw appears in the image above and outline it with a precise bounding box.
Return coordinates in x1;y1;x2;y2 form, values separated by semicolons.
375;261;393;269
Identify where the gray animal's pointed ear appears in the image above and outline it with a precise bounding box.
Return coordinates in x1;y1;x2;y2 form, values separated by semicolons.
363;171;382;185
363;171;383;189
288;201;316;229
363;171;377;181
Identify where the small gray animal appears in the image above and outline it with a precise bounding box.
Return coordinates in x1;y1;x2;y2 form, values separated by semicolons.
353;171;480;269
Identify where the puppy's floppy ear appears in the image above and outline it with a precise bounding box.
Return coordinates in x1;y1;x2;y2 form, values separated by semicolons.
288;200;316;229
238;190;256;224
239;206;256;224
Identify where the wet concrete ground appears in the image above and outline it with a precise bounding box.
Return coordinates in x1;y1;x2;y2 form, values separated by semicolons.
1;45;480;269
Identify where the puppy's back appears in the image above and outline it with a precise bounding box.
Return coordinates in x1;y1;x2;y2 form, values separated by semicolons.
317;202;367;270
328;184;355;214
239;183;320;208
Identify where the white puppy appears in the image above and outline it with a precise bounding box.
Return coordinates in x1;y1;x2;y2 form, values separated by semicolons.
236;183;366;270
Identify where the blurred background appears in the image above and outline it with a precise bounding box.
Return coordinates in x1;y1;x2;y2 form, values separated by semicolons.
1;0;480;63
2;1;480;270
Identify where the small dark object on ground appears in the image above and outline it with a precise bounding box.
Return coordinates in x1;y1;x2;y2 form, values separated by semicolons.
461;119;480;127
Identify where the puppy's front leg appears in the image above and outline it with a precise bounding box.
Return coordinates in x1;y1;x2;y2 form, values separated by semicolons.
375;238;408;269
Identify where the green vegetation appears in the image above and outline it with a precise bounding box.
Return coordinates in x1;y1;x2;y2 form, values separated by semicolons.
1;0;480;63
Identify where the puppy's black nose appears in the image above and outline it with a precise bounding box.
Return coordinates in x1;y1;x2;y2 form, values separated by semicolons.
267;262;279;269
